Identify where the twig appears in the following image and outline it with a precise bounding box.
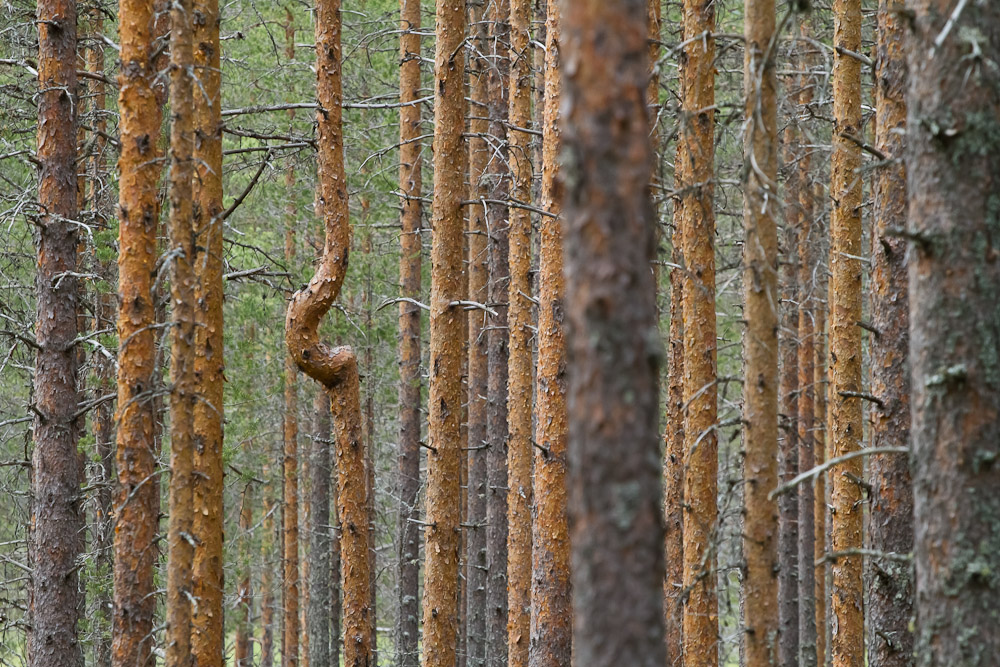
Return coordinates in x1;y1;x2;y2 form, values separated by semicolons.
770;446;907;499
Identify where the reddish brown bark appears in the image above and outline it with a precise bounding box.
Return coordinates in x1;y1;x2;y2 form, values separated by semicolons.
190;0;225;662
31;0;82;664
829;0;864;662
285;0;372;665
466;3;490;665
907;2;1000;665
561;1;664;663
396;2;422;664
742;0;780;662
420;0;466;663
866;2;913;664
164;0;197;663
506;0;534;662
678;0;718;663
528;0;570;664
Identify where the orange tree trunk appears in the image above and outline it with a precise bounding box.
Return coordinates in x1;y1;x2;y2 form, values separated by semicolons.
485;3;511;664
190;0;225;662
419;0;466;663
679;0;718;663
308;390;333;666
165;0;197;663
561;0;664;663
742;0;780;662
236;486;254;667
285;0;372;664
112;0;164;662
794;30;818;665
396;1;422;664
465;2;490;664
31;1;82;664
866;1;912;664
528;0;570;664
506;0;534;663
907;1;1000;664
829;0;864;661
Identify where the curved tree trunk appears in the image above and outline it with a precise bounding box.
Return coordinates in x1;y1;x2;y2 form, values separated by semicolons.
561;1;664;663
285;0;372;664
112;0;164;663
528;0;570;664
165;0;197;663
907;2;1000;665
866;2;912;664
678;0;718;663
742;0;780;663
190;0;225;662
396;0;423;664
506;0;534;662
419;0;466;664
829;0;864;662
31;0;82;664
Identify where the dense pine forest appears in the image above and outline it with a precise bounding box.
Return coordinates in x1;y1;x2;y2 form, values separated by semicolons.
0;0;997;665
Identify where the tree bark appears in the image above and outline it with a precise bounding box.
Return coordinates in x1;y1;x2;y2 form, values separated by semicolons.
466;3;490;665
31;0;82;664
867;2;913;664
485;2;511;664
236;485;254;667
742;0;780;662
309;391;333;667
396;1;422;664
262;458;277;667
813;285;828;667
164;0;197;662
678;0;718;663
829;0;864;662
285;0;372;664
561;1;664;664
420;0;466;664
528;0;570;664
190;0;225;662
907;2;1000;665
506;0;534;662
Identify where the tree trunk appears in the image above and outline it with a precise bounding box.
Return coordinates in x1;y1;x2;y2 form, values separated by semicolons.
742;0;780;662
907;2;1000;665
829;0;864;661
236;485;254;667
164;0;197;662
485;3;511;664
466;3;490;665
309;391;333;667
813;285;828;667
190;0;225;662
779;115;800;667
506;0;533;663
31;0;82;664
112;3;164;665
528;0;570;664
420;0;466;663
561;1;664;663
866;2;913;664
396;1;422;665
262;457;277;667
679;0;718;663
795;30;818;664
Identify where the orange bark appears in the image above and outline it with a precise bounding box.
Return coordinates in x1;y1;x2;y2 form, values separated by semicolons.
506;0;534;663
829;0;864;662
190;0;225;662
112;0;164;663
742;0;780;662
285;0;372;664
528;0;570;664
420;0;466;664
